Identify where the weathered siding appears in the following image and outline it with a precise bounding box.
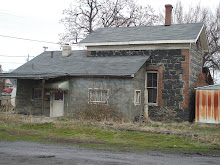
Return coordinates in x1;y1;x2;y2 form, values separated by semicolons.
131;64;146;120
67;73;145;121
16;79;50;116
15;67;146;121
196;90;220;124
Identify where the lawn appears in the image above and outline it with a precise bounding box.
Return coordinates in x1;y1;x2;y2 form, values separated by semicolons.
0;117;220;155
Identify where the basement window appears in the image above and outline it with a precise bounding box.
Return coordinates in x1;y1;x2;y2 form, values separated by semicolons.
134;90;141;105
88;88;108;104
33;88;42;99
146;71;158;105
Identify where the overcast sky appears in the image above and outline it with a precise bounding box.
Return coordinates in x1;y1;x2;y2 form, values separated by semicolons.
0;0;219;72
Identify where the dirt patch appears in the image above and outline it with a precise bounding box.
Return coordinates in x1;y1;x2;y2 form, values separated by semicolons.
45;137;105;144
3;129;38;137
0;128;7;132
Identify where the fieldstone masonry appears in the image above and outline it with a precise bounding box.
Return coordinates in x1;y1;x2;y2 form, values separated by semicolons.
89;44;203;121
90;50;151;56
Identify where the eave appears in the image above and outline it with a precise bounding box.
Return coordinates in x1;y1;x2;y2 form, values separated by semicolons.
79;39;196;47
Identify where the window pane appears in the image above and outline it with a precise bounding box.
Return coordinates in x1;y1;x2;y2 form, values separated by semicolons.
147;74;152;87
153;73;157;87
152;88;157;103
135;91;141;104
148;88;153;103
34;88;42;99
102;90;107;102
89;89;108;104
55;92;63;100
90;91;94;101
147;72;158;104
147;87;157;103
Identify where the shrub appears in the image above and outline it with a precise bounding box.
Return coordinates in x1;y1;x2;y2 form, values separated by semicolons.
73;103;123;122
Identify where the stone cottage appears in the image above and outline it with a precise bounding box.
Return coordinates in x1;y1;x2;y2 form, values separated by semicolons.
0;5;209;121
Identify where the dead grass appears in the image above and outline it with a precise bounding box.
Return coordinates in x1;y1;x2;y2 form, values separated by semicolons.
1;113;220;153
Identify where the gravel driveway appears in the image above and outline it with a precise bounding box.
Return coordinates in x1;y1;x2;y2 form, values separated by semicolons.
0;140;220;165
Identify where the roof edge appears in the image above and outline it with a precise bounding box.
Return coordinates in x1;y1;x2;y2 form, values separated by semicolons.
195;24;209;53
195;84;220;90
79;39;195;47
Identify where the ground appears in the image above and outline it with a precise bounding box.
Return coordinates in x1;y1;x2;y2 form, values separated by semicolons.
1;140;220;165
1;114;220;164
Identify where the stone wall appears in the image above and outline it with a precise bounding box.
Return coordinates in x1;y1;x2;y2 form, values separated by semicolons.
190;38;203;88
90;50;150;56
67;71;145;121
89;49;192;121
145;49;190;121
188;38;203;121
15;68;146;121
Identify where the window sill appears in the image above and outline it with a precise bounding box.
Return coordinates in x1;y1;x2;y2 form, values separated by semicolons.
148;103;158;106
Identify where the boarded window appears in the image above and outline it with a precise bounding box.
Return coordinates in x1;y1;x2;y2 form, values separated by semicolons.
33;88;42;99
146;72;158;104
134;90;141;105
88;88;108;104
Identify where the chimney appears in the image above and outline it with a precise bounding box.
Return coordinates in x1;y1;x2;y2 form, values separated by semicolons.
165;4;173;26
62;44;72;57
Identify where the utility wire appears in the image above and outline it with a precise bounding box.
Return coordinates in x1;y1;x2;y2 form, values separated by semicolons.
0;62;24;64
0;55;34;57
0;34;59;44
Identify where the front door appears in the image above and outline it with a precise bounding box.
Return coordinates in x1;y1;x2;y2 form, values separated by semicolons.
50;91;64;117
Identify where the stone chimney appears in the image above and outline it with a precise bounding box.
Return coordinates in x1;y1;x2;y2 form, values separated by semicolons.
62;44;72;57
165;4;173;26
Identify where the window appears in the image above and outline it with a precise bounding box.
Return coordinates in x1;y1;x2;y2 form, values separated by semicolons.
134;90;141;105
88;88;108;104
33;88;42;99
55;91;63;100
146;72;158;104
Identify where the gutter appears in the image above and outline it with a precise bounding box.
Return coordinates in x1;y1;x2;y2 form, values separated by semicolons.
79;39;196;47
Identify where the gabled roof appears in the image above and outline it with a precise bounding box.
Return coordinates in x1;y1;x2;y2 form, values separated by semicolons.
80;23;208;52
0;50;149;79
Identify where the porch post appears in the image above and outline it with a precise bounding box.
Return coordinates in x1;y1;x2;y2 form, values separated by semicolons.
144;89;148;119
41;79;45;116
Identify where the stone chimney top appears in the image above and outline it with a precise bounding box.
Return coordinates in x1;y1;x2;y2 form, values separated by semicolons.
165;4;173;26
62;44;72;57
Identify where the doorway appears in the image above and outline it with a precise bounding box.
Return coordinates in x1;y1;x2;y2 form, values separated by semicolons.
50;91;64;117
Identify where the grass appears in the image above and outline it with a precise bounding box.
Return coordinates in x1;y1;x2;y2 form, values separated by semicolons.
0;118;220;155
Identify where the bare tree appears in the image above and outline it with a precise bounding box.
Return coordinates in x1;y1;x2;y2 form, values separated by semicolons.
159;1;220;69
205;5;220;69
59;0;99;44
59;0;158;44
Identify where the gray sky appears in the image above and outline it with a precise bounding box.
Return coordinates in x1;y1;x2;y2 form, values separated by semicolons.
0;0;219;72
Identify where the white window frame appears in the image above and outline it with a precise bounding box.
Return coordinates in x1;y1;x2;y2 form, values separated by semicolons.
134;90;141;105
145;71;158;105
88;88;109;104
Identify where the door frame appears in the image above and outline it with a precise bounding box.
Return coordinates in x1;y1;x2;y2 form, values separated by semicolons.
50;91;64;117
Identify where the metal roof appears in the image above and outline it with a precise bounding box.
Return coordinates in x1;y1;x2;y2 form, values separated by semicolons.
195;84;220;90
0;50;150;79
80;23;204;45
